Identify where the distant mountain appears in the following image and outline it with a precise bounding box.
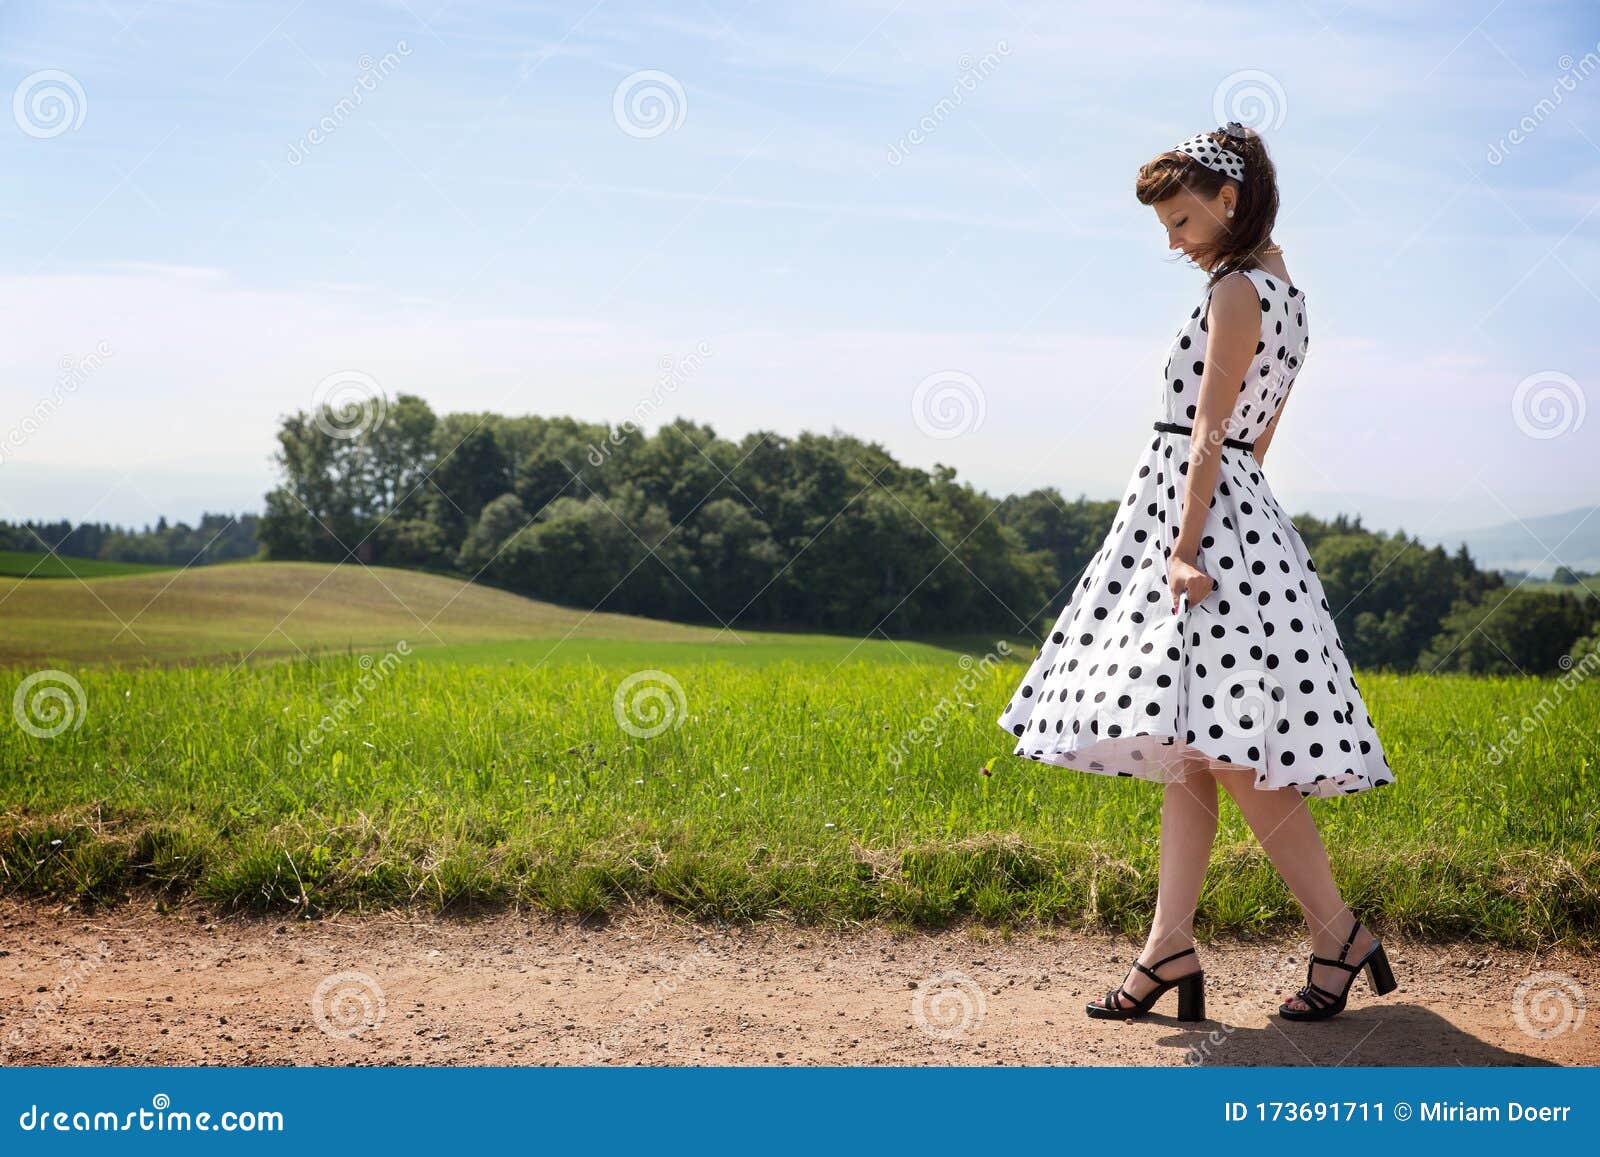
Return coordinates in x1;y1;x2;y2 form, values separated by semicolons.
1275;490;1599;580
1415;505;1600;579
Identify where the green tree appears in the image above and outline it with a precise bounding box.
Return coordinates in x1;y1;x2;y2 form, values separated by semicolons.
1419;586;1600;674
458;493;529;573
427;421;511;543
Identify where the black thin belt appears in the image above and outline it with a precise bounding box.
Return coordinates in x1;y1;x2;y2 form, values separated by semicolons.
1153;420;1255;452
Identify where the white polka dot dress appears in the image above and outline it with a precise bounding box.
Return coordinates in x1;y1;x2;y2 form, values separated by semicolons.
997;266;1395;798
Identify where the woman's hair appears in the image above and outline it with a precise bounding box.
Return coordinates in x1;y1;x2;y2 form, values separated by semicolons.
1135;128;1280;289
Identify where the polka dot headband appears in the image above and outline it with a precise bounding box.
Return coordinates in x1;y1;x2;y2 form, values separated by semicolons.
1173;121;1249;180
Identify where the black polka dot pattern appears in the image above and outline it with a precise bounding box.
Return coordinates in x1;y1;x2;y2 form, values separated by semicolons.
1174;131;1244;180
996;267;1396;799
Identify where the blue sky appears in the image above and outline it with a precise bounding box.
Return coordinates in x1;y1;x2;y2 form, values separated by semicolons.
1;0;1597;543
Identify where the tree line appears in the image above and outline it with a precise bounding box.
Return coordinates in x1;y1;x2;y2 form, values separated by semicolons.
0;513;259;566
254;394;1599;674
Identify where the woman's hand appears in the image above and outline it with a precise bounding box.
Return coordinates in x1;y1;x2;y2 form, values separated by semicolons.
1169;555;1215;613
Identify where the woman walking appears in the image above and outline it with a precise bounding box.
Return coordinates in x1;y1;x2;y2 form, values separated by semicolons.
996;122;1398;1023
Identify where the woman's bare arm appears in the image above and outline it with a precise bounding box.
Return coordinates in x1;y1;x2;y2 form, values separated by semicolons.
1171;272;1260;564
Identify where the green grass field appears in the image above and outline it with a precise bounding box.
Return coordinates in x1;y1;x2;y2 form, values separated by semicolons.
1;563;1596;947
0;550;174;580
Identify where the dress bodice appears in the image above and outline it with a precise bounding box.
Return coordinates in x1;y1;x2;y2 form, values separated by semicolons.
1160;266;1309;444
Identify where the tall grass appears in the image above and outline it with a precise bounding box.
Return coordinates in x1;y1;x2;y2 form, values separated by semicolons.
2;654;1595;947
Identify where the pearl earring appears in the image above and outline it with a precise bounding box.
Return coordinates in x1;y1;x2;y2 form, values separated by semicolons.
1226;207;1235;218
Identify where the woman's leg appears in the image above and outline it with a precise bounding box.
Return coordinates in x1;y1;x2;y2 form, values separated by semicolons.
1094;762;1219;1008
1211;767;1376;1011
1147;766;1220;956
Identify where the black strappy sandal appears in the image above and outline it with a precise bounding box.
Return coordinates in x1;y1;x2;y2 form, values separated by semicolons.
1085;945;1207;1022
1279;914;1397;1021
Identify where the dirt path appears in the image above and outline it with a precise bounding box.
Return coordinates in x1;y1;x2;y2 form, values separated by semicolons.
2;898;1594;1067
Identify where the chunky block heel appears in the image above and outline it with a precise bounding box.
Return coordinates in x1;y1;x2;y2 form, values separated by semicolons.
1365;943;1397;995
1176;972;1206;1022
1279;914;1398;1021
1086;945;1207;1022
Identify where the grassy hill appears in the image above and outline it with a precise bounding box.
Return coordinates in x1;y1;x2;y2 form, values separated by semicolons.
0;560;1005;667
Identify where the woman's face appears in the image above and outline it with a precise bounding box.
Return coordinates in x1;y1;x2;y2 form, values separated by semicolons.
1155;185;1232;267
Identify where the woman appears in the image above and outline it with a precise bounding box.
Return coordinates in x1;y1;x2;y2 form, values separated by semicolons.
996;122;1398;1023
